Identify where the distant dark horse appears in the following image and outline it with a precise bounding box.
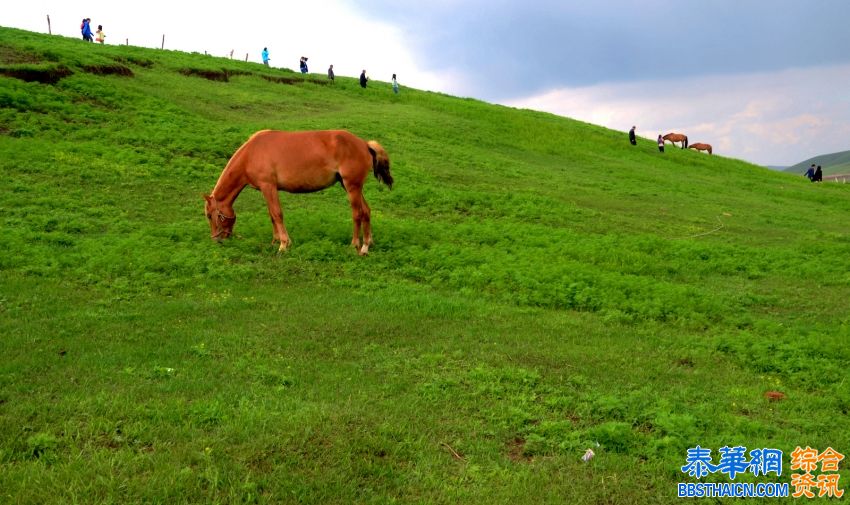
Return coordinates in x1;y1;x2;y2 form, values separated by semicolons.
204;130;393;256
688;143;712;155
663;133;688;149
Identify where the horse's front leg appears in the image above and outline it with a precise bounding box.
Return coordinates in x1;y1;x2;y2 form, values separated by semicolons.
260;185;291;252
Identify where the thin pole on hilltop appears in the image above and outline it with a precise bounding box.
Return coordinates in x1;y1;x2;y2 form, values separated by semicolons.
161;34;165;50
244;53;248;62
46;15;52;35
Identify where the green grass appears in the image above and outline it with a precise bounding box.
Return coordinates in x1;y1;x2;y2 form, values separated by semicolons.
1;26;849;503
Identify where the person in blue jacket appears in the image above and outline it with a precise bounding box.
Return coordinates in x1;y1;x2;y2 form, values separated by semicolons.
81;18;93;42
804;164;815;181
262;48;270;66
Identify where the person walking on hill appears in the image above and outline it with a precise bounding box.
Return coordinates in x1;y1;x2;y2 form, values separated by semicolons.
360;70;368;88
81;18;93;42
300;57;309;73
813;165;823;182
629;126;637;146
328;64;335;83
95;25;106;44
657;134;665;153
262;47;270;66
804;164;815;181
392;73;399;94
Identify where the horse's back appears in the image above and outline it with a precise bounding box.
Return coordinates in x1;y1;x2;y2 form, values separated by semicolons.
240;130;371;192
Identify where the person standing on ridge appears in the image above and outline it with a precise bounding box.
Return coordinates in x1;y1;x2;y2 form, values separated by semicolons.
95;25;105;44
392;73;399;94
360;70;368;88
657;134;665;153
81;18;93;42
262;47;270;66
813;165;823;182
328;64;335;83
629;126;637;145
300;57;308;73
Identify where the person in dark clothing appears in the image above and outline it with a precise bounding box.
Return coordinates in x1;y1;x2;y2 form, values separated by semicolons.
629;126;637;145
804;164;815;181
359;70;368;88
299;57;308;73
657;134;664;153
328;65;334;83
813;165;823;182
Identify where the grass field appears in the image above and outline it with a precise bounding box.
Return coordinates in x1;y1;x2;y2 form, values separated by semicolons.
2;27;849;503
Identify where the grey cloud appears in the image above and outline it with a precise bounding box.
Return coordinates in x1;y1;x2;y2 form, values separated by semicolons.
353;0;850;100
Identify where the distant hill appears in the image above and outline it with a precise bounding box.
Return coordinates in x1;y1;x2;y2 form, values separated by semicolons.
784;149;850;176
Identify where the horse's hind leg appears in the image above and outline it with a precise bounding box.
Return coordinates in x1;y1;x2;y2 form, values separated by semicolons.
260;184;291;252
360;196;373;252
345;185;369;255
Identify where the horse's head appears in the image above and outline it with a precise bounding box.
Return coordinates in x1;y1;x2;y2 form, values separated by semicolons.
204;194;236;241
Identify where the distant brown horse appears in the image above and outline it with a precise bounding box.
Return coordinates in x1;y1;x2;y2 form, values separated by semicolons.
688;143;713;155
204;130;393;256
662;133;689;149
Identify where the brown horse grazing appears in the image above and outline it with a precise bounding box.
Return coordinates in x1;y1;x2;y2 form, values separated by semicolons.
688;143;713;155
204;130;392;255
662;133;689;149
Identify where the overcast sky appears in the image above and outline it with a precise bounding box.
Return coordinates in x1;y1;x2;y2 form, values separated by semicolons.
4;1;850;166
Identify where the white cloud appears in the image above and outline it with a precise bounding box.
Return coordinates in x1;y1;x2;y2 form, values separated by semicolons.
502;64;850;166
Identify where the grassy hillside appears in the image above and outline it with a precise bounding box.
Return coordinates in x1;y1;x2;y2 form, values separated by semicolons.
785;149;850;176
2;27;849;503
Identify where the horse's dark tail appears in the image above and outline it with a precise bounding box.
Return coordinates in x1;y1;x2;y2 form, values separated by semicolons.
684;136;689;149
367;140;393;189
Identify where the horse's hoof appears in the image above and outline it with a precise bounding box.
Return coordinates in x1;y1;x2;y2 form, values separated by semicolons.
358;244;369;256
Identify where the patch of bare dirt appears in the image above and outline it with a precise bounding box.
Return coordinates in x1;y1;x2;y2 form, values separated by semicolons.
0;66;72;84
506;437;533;463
